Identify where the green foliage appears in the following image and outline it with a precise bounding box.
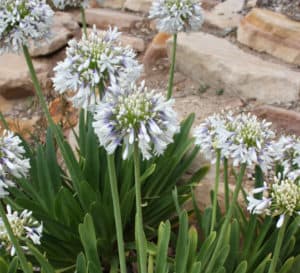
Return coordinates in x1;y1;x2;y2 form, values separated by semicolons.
7;112;206;270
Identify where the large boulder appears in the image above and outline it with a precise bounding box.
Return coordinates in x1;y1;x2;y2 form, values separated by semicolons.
237;8;300;65
167;32;300;103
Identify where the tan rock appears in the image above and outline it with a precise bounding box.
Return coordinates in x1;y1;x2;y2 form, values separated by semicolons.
29;12;79;57
90;0;126;9
167;32;300;103
237;8;300;65
124;0;152;13
0;51;63;99
119;35;145;52
204;0;243;29
143;32;171;69
85;8;143;31
252;105;300;136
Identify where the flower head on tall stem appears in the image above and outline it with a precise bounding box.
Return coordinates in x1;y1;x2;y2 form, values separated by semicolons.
0;130;30;198
0;0;54;54
193;112;235;164
247;175;300;228
149;0;204;34
53;26;142;109
92;82;180;160
0;205;42;256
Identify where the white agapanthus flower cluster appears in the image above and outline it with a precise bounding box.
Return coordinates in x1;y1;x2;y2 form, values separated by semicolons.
149;0;204;34
52;0;89;9
53;26;142;109
92;82;180;160
247;176;300;228
0;0;54;54
270;135;300;179
193;113;234;163
0;130;30;198
0;205;42;256
194;113;275;170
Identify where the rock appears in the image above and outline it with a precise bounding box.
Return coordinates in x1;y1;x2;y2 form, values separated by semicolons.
237;8;300;65
143;32;171;69
167;32;300;103
204;0;243;29
252;105;300;136
29;12;79;57
124;0;152;13
0;51;64;99
85;8;143;31
90;0;125;9
119;35;145;52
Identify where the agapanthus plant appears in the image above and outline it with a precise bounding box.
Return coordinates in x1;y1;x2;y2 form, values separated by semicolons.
53;26;142;109
93;82;179;273
0;130;30;198
93;82;180;160
0;205;42;257
0;0;53;54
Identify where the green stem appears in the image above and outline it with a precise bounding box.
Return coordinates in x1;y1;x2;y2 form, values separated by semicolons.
205;164;246;273
167;34;177;100
210;150;221;234
0;111;9;130
0;204;32;273
22;45;52;124
107;154;127;273
223;158;229;212
133;143;147;273
268;217;289;273
80;6;87;37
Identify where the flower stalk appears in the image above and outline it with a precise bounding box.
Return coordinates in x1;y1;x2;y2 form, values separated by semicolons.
22;45;52;124
107;154;127;273
210;149;221;234
223;158;230;212
80;6;87;37
167;34;177;100
134;143;147;273
268;216;289;273
0;204;32;273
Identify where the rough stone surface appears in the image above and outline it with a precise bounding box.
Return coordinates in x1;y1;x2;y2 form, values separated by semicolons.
85;8;143;31
0;51;63;99
143;32;171;70
93;0;125;9
237;8;300;65
124;0;152;13
167;32;300;103
29;12;79;57
204;0;243;29
119;35;145;52
252;105;300;136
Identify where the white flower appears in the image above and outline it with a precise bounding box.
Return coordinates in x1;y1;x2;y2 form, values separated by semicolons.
149;0;204;34
247;176;300;228
0;205;42;256
229;113;275;171
270;135;300;179
52;26;143;109
92;82;180;160
0;0;54;54
193;113;234;163
52;0;89;9
0;130;30;198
